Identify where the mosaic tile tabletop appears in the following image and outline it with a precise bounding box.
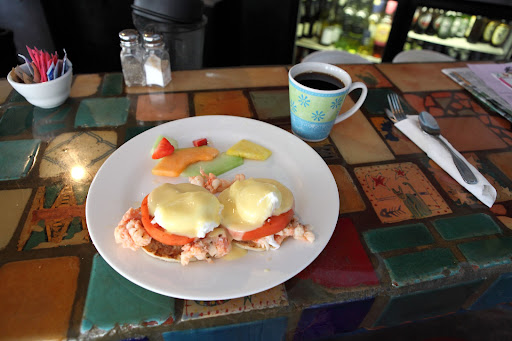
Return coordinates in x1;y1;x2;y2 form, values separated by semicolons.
0;62;512;340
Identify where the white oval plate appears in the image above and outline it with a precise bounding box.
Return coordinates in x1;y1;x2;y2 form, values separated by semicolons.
86;116;339;300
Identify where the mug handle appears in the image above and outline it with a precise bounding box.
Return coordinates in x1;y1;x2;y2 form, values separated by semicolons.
334;82;368;124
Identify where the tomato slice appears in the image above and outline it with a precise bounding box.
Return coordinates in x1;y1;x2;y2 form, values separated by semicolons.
231;209;294;241
140;195;195;246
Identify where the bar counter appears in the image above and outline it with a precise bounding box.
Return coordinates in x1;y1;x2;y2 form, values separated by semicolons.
1;61;512;340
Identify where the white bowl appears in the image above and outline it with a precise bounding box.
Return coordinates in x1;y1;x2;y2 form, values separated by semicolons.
7;60;73;109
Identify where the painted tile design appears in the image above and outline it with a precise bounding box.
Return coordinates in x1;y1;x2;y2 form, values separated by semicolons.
330;104;395;164
136;93;189;121
39;131;117;181
0;139;41;180
70;74;102;97
343;64;392;88
329;165;366;214
0;257;80;340
75;97;130;127
384;248;460;287
364;89;416;116
0;79;11;104
354;162;452;223
465;153;512;203
458;237;512;269
373;279;484;327
433;214;502;240
376;62;465;92
0;188;32;249
488;151;512;181
249;90;290;119
297;217;379;288
32;104;73;141
363;223;434;253
470;273;512;310
0;105;33;136
404;91;487;117
17;183;89;250
194;90;252;117
370;117;422;155
294;298;375;340
479;114;512;146
182;284;287;321
101;73;124;96
81;255;174;336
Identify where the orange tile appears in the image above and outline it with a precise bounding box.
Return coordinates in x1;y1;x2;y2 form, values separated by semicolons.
341;64;392;88
370;117;422;155
437;117;507;151
0;257;80;340
70;74;101;97
488;151;512;180
329;165;366;213
377;63;466;92
194;90;252;117
136;93;189;121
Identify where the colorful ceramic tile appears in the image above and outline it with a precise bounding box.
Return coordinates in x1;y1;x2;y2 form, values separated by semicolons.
433;214;502;240
376;63;465;92
297;217;379;288
17;184;90;250
75;97;130;128
126;67;289;94
0;188;32;249
470;273;512;310
329;165;366;214
458;237;512;269
101;73;124;96
249;90;290;119
364;89;415;116
330;101;395;164
194;90;252;117
0;105;33;136
162;317;288;341
404;91;487;117
293;298;375;340
0;79;11;104
136;93;189;121
70;74;102;97
370;117;422;155
39;131;117;181
354;162;452;223
384;248;460;287
0;139;40;180
373;279;484;327
32;104;73;141
363;223;434;253
182;284;287;321
81;255;174;336
0;257;79;340
343;64;392;88
125;126;153;142
488;151;512;181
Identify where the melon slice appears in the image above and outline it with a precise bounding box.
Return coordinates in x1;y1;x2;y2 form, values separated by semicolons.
181;152;244;177
152;146;219;178
226;139;271;160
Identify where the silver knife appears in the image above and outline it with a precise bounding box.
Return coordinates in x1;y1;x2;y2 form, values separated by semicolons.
385;108;397;123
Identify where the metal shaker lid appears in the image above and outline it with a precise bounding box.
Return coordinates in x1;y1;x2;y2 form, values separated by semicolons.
119;29;140;46
143;32;164;47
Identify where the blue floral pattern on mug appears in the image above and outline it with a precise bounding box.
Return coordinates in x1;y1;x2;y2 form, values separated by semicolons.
331;97;343;110
298;94;310;107
290;100;297;113
312;111;325;121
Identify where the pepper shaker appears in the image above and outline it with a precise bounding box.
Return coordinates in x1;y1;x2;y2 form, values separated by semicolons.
119;29;146;87
143;32;172;87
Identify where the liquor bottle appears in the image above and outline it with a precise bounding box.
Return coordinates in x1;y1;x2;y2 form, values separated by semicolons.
320;0;337;45
415;7;433;35
367;0;384;42
330;0;346;44
449;12;464;38
343;0;370;53
296;0;307;38
454;13;470;38
426;9;443;36
464;15;477;38
491;20;512;47
309;0;321;39
357;0;374;55
372;0;397;58
437;11;454;39
335;0;357;50
467;16;489;43
303;0;314;38
411;7;422;30
482;19;499;43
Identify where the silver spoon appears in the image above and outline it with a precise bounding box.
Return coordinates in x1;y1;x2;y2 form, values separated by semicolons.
419;111;478;185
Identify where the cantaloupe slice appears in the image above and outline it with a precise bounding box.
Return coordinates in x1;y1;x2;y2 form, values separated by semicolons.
152;146;219;177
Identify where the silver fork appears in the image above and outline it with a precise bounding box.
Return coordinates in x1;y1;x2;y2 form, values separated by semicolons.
387;93;407;121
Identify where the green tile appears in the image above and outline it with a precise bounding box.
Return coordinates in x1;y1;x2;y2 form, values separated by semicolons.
125;126;153;143
249;90;289;119
75;97;130;128
101;73;124;96
0;139;40;180
0;105;33;136
364;223;434;253
8;90;28;104
363;89;416;116
384;248;460;287
458;237;512;269
433;214;502;240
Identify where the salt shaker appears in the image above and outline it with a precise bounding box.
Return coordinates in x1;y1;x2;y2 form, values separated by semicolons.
119;29;146;87
143;32;172;87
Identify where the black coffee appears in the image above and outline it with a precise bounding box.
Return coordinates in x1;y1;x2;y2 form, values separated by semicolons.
294;72;345;91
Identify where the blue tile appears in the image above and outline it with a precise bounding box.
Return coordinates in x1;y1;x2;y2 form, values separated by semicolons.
80;254;175;334
0;139;40;180
0;105;33;136
373;279;484;327
162;317;288;341
32;104;72;140
293;298;375;341
458;237;512;269
101;73;124;96
8;90;28;104
363;223;434;253
75;97;130;128
433;214;502;240
470;273;512;310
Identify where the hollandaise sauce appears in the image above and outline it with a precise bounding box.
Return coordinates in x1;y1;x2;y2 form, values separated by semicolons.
222;245;248;261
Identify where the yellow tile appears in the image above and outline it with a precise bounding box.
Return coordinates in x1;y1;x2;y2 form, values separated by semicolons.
0;188;32;249
0;79;12;104
0;257;79;340
329;165;366;213
70;74;102;97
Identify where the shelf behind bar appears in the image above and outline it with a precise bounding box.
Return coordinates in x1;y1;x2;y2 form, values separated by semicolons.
295;38;382;63
408;31;505;55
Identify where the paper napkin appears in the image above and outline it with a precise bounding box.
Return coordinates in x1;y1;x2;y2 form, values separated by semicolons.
395;116;497;208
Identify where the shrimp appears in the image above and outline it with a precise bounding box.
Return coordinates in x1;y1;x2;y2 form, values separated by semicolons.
189;170;245;194
180;228;231;265
114;207;152;251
